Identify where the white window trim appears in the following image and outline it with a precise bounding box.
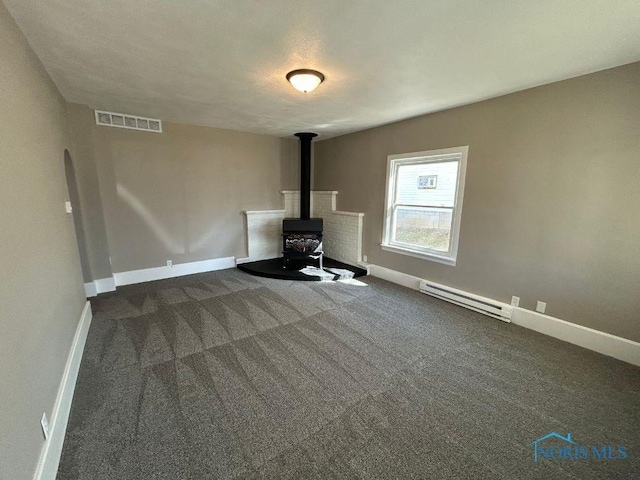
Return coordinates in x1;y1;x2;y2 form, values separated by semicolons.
381;146;468;266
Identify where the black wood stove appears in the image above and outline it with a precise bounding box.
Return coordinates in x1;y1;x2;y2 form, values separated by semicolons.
282;132;323;269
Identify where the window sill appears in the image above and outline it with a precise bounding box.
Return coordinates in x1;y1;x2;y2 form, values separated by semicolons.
380;243;457;266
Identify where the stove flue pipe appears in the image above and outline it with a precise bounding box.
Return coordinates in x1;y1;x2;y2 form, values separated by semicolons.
294;132;317;220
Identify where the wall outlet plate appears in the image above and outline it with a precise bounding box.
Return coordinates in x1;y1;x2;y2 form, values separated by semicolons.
510;296;520;307
41;413;50;440
536;301;546;314
65;201;73;214
166;260;172;267
363;255;368;262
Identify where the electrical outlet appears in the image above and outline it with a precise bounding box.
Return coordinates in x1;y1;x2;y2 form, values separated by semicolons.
510;296;520;307
65;201;73;214
363;255;368;262
536;301;546;314
166;260;172;267
41;413;50;440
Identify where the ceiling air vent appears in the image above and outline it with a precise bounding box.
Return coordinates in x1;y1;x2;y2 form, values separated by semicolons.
94;110;162;133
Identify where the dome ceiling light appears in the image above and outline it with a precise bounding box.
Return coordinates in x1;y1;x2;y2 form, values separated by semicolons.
286;69;325;93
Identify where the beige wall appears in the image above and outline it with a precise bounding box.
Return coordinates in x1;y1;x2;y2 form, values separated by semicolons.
67;104;299;275
315;62;640;342
66;104;113;281
0;3;86;479
64;150;93;282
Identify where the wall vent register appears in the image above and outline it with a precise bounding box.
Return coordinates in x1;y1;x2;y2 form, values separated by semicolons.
95;110;162;133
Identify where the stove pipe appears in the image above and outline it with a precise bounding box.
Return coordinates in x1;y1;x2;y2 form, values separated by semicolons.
294;132;317;220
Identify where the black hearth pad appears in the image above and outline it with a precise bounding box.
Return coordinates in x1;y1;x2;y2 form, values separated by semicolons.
237;257;367;281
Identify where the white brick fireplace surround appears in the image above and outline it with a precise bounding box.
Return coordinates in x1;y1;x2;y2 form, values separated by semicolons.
242;191;364;266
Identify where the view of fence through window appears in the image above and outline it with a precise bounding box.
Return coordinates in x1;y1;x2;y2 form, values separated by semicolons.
394;207;453;251
392;160;458;252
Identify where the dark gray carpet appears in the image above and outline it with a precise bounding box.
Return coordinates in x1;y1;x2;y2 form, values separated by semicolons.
57;269;640;479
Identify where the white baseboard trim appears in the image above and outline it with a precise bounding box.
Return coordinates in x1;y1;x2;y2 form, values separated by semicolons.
370;264;422;290
235;257;252;265
83;281;96;298
369;264;640;367
33;301;92;480
356;262;372;275
95;277;116;294
113;256;236;286
84;277;116;297
511;308;640;367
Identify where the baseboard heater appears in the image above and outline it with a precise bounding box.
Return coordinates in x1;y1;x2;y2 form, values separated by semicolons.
419;280;512;323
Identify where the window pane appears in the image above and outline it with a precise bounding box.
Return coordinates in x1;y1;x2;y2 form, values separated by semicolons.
393;206;452;252
396;161;459;207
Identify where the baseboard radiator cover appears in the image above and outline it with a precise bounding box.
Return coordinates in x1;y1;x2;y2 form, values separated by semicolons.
372;265;638;366
419;280;513;323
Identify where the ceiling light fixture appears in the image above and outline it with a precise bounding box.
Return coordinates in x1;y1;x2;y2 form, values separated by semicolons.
286;69;325;93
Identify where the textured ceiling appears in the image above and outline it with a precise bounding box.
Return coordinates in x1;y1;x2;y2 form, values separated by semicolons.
5;0;640;139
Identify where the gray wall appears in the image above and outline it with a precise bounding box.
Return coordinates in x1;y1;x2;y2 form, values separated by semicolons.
67;104;299;275
315;62;640;342
0;3;86;478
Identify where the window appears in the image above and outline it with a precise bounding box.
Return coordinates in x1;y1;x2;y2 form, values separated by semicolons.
382;146;468;265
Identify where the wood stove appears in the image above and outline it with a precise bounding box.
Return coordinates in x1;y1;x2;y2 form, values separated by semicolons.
282;218;323;269
282;132;323;269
